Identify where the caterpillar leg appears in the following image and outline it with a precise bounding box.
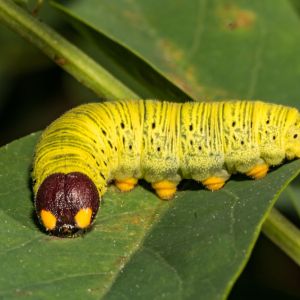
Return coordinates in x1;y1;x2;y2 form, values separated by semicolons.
202;177;226;191
151;180;177;200
246;163;269;179
115;178;138;192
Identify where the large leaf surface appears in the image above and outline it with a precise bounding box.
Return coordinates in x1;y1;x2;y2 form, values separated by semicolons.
0;134;165;299
1;134;300;299
53;0;300;105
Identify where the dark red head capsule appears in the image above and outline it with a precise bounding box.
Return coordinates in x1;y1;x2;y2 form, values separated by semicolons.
35;172;100;236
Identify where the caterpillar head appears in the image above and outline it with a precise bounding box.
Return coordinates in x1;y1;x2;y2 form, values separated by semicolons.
35;172;100;236
285;118;300;160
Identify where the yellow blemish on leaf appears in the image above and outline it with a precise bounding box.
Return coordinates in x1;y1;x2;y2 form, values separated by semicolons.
40;209;56;230
156;38;195;95
157;39;184;63
75;208;93;229
129;215;145;225
157;38;228;99
122;10;144;27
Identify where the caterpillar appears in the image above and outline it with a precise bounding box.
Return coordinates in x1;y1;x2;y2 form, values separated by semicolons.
32;100;300;235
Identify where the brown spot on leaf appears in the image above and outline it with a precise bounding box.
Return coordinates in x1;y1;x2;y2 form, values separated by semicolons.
129;215;144;225
218;4;256;30
114;255;127;268
157;39;184;63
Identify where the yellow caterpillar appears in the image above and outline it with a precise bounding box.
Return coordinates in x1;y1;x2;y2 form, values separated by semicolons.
32;100;300;235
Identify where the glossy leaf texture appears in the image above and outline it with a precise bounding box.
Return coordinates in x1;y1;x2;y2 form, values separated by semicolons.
1;134;300;299
53;0;300;105
0;134;166;299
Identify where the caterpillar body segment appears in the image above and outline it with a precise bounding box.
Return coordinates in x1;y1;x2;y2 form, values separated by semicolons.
201;177;226;191
151;180;178;200
115;178;138;192
32;100;300;235
246;163;269;180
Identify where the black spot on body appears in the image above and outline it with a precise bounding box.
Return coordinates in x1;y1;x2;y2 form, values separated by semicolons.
121;122;125;129
189;124;193;131
129;145;132;150
102;129;107;136
108;141;113;149
294;134;298;139
157;147;161;152
232;121;236;127
152;122;156;129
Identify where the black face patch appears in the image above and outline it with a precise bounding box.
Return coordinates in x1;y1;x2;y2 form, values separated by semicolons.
35;172;100;236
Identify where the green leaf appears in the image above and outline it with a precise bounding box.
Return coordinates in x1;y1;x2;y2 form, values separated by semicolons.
104;166;300;300
289;185;300;219
262;208;300;267
277;181;300;219
0;134;164;298
50;2;190;100
53;0;300;104
0;0;139;100
1;134;300;299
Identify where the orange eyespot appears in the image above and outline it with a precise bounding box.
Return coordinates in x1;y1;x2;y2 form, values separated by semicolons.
40;209;57;230
75;208;93;229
